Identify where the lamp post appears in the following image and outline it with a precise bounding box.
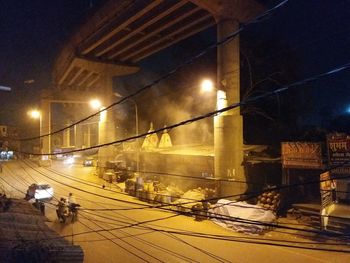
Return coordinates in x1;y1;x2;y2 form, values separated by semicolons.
201;78;234;187
40;98;103;154
28;109;42;153
201;76;245;196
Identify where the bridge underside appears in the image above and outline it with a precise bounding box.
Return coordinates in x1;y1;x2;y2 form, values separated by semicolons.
53;0;262;92
54;0;218;91
49;0;263;196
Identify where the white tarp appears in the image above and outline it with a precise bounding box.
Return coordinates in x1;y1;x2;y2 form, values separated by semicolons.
209;199;276;234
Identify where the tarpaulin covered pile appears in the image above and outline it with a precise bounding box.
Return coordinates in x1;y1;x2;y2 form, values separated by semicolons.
172;189;205;212
209;199;276;234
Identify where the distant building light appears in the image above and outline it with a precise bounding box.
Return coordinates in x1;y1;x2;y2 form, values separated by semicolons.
24;79;35;84
0;86;11;92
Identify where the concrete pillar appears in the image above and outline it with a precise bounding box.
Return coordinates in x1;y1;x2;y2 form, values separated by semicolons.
215;19;246;198
63;125;70;147
83;125;91;148
97;75;116;176
87;125;92;147
74;124;83;149
41;99;51;155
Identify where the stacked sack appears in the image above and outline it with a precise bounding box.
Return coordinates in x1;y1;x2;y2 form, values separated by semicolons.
257;190;281;214
125;178;136;196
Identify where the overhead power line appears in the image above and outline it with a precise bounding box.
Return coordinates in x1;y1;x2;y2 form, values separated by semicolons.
6;147;348;245
80;202;332;262
18;159;350;239
79;212;202;262
20;158;350;223
17;61;350;157
81;207;348;245
76;213;159;263
4;160;350;251
11;209;350;254
17;0;289;142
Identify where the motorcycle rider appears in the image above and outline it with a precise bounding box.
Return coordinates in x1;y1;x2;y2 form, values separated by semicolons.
68;193;77;209
67;193;80;221
56;197;68;223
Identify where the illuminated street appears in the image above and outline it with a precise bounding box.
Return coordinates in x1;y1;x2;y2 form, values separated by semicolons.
1;159;349;263
1;2;350;261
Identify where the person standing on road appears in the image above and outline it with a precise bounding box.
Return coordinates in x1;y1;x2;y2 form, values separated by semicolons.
68;193;77;206
67;192;80;222
39;201;45;216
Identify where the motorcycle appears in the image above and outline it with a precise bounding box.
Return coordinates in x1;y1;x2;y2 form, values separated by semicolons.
56;201;80;223
69;203;81;222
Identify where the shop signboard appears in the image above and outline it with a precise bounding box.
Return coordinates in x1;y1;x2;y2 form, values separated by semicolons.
320;171;336;230
281;142;323;169
320;172;335;208
327;133;350;175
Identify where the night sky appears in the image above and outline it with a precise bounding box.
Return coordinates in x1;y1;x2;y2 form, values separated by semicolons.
0;0;102;125
0;0;349;140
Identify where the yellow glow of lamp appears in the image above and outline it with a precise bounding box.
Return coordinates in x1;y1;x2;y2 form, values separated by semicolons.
89;99;102;110
200;79;215;93
217;90;227;111
100;107;107;122
29;110;41;119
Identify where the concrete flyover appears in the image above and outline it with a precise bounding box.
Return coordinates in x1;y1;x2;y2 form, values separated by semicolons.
47;0;263;196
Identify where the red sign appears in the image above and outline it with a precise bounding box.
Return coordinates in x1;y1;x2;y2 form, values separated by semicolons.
327;133;350;175
281;142;323;169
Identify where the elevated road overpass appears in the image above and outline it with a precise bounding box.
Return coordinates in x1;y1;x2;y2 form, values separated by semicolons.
44;0;263;196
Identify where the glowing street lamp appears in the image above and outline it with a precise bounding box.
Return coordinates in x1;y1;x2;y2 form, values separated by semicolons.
200;79;215;93
200;79;227;111
28;109;42;153
29;109;41;120
89;99;102;110
26;98;104;155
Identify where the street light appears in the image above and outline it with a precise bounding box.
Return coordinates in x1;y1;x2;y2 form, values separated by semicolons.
200;77;244;194
200;79;227;111
24;98;104;157
200;79;215;93
28;109;42;153
29;110;40;120
89;99;102;110
50;98;103;151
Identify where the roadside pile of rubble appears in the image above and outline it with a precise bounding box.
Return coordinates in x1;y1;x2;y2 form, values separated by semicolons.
125;178;281;234
125;178;216;216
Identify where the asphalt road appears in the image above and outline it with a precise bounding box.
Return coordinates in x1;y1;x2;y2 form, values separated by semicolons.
1;159;349;263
